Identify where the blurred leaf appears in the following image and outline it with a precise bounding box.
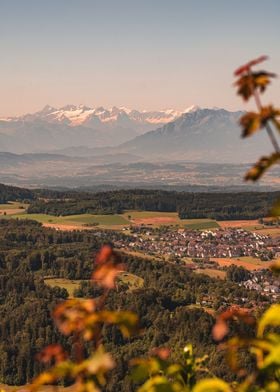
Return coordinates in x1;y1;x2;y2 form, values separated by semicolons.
258;305;280;337
193;378;231;392
240;106;280;138
137;375;179;392
270;260;280;274
235;72;276;101
212;319;229;342
37;344;67;364
92;262;125;289
95;244;113;264
245;153;280;181
234;55;268;76
270;199;280;217
97;310;139;337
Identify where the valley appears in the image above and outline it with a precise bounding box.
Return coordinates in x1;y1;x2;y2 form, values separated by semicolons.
1;106;280;189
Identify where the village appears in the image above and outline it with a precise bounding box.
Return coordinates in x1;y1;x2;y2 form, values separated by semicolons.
116;227;280;260
105;226;280;301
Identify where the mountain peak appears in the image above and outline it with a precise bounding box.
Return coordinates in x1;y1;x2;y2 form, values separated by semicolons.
183;105;200;113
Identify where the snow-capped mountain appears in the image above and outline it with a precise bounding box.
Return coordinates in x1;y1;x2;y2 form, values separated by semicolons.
0;105;197;153
2;104;189;127
118;108;273;163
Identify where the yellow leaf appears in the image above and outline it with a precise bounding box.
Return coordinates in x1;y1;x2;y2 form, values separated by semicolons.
193;378;232;392
258;305;280;337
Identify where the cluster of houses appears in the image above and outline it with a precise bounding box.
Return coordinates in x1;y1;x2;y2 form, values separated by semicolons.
117;227;280;260
240;270;280;299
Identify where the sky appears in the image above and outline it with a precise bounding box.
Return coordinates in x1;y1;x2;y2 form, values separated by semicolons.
0;0;280;116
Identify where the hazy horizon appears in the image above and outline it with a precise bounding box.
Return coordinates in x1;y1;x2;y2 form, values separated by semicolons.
0;0;279;117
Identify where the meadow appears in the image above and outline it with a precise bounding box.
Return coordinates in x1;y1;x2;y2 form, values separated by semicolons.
1;204;221;230
44;278;82;297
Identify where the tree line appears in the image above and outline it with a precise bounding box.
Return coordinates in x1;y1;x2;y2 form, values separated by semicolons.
28;189;280;220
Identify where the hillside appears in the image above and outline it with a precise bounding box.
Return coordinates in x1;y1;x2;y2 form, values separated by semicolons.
0;219;267;387
120;108;272;163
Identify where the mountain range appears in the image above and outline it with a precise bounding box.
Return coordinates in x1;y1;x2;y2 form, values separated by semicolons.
0;105;189;153
0;105;272;162
0;105;277;188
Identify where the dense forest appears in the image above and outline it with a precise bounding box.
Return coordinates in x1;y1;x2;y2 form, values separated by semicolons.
0;183;35;203
0;183;279;220
28;189;280;220
0;219;270;389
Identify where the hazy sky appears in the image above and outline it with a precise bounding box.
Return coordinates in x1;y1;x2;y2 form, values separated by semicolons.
1;0;280;116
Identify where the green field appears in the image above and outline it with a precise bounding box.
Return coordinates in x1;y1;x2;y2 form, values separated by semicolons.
3;207;221;230
123;210;178;219
6;212;129;227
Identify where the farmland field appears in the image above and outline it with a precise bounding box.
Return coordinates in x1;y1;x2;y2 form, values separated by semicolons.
123;211;220;228
218;220;260;228
5;212;129;228
3;207;221;230
211;257;273;271
0;201;29;215
1;203;279;233
184;220;220;230
195;268;226;279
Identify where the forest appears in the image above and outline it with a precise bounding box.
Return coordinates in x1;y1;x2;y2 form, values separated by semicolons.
0;219;272;389
0;183;279;220
27;189;280;220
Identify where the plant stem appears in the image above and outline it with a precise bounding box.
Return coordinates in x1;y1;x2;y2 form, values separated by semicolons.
251;74;280;153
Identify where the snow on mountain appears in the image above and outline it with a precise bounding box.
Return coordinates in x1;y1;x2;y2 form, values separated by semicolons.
119;108;273;163
2;105;191;127
0;105;201;153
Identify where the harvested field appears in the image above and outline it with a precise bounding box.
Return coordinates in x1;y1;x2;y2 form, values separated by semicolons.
0;201;28;215
247;227;280;237
43;223;85;231
131;216;177;225
185;221;220;230
218;220;260;229
195;268;226;279
211;257;272;271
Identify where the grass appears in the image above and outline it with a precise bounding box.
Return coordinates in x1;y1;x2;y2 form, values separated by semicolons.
0;201;28;209
44;278;83;297
123;210;178;219
5;209;219;230
0;201;29;216
237;256;270;266
6;213;129;227
123;211;220;229
118;272;144;291
66;214;129;225
195;268;226;279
